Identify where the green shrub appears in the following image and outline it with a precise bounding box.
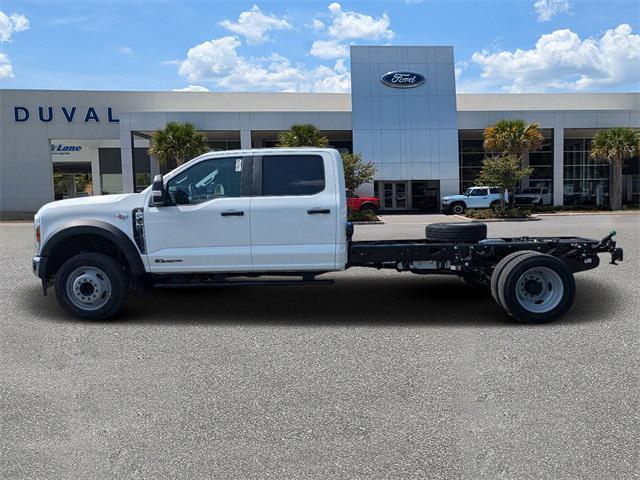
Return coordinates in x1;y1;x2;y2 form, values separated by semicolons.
348;210;381;222
466;207;531;219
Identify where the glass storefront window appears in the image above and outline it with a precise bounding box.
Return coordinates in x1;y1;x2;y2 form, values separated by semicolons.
53;162;92;200
563;137;611;206
459;130;554;195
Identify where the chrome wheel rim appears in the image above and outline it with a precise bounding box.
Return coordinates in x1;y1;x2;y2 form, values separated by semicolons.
66;266;112;311
515;266;563;313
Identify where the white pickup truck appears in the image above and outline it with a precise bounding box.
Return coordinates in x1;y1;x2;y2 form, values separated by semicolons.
32;148;623;324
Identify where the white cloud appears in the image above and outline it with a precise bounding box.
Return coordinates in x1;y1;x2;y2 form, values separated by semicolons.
219;5;291;45
118;46;134;56
177;35;350;93
178;36;243;82
0;11;29;43
0;52;14;79
454;60;468;81
471;24;640;92
310;39;349;59
173;85;210;92
533;0;571;22
324;2;393;41
311;18;325;32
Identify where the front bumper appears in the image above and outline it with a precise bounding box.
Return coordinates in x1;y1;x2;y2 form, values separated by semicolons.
32;255;49;280
32;256;50;295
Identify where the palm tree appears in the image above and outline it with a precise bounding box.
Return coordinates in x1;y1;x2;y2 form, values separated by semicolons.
277;124;329;148
590;127;640;210
482;119;544;206
483;119;544;160
149;121;209;172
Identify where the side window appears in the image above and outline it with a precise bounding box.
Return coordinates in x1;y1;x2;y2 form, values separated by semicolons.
262;155;325;196
166;157;243;205
489;188;500;194
469;188;486;196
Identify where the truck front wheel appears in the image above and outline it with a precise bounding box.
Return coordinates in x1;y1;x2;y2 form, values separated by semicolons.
55;253;129;320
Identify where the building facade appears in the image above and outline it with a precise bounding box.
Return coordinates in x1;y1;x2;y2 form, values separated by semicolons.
1;45;638;216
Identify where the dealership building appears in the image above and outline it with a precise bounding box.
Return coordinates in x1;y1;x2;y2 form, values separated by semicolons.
1;45;638;216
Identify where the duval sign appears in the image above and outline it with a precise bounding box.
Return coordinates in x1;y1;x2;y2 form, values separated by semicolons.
13;106;119;123
381;71;425;89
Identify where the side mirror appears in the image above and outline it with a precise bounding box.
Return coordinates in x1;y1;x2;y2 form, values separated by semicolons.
150;174;167;207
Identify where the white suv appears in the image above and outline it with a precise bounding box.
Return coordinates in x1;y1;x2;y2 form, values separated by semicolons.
441;187;507;215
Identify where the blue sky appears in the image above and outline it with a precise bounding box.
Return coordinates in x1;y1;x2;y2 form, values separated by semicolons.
0;0;638;93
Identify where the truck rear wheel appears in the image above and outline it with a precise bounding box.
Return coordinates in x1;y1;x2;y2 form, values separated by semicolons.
490;250;537;308
496;252;575;324
55;253;128;320
425;222;487;243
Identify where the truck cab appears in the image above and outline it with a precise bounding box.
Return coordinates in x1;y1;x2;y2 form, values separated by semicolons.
33;148;347;318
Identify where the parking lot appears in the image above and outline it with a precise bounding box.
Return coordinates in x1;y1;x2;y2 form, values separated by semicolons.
1;214;638;479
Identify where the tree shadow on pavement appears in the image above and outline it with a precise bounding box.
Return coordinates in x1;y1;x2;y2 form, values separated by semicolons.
22;274;619;328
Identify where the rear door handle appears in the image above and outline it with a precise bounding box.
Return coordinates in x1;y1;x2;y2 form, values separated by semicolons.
221;210;244;216
307;208;330;214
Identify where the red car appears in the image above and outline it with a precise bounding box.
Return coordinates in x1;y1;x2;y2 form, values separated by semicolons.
347;190;380;212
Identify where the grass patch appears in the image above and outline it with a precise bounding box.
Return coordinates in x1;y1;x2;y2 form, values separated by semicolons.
348;210;381;222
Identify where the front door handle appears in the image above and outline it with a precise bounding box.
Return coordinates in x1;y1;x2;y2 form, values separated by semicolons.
221;210;244;216
307;208;330;214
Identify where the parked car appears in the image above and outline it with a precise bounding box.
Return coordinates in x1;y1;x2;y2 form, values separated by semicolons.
441;187;507;215
514;187;552;206
347;189;379;212
31;148;623;324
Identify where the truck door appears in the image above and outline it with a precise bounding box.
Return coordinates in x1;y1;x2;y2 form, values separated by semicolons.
250;152;339;271
144;155;253;273
467;188;489;208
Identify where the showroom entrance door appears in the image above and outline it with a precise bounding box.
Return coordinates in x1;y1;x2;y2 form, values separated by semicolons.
52;162;93;200
380;181;408;210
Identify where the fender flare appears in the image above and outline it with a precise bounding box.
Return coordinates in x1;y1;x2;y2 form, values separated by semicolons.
40;220;146;277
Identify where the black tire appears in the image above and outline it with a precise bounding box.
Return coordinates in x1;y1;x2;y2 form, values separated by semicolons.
490;200;501;210
360;203;378;213
55;253;129;320
425;222;487;243
490;250;537;308
497;253;576;324
450;202;466;215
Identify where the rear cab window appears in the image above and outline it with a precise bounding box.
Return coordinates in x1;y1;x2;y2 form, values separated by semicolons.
262;154;325;196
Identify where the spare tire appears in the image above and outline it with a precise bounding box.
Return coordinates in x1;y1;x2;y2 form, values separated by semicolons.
425;222;487;243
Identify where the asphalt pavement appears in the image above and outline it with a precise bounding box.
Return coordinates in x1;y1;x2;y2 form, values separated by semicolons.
1;214;638;479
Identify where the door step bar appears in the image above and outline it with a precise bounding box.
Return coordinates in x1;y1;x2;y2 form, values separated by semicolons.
152;273;334;288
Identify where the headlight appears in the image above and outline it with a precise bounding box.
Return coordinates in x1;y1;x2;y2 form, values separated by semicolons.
441;199;449;203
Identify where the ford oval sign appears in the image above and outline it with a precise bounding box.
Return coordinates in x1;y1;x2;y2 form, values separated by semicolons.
381;71;425;89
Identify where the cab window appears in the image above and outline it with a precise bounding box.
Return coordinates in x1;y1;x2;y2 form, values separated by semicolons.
166;157;243;205
262;154;325;196
469;188;487;196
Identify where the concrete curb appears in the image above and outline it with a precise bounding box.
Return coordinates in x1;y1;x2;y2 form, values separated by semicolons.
535;211;640;216
454;214;540;222
351;220;385;225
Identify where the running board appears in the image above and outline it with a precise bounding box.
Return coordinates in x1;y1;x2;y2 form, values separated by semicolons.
153;275;334;288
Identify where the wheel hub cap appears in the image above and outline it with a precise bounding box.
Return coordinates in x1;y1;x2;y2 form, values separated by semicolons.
515;267;563;314
66;267;112;311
